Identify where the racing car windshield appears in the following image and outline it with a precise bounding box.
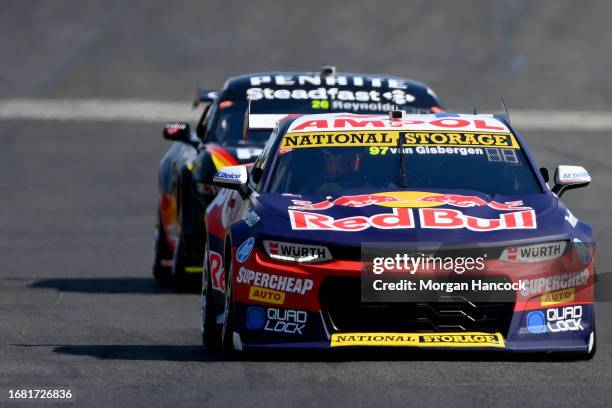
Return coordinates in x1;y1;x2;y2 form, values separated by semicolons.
266;131;542;196
207;101;275;145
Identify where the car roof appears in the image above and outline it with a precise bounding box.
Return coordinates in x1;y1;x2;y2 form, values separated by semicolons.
217;71;441;104
283;112;511;133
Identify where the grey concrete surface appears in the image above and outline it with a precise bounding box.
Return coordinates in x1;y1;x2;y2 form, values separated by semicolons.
1;1;611;407
4;0;612;111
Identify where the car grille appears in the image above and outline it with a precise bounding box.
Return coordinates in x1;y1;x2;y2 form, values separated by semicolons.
319;276;515;335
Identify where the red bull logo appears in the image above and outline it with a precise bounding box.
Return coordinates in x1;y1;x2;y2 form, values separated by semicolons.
417;194;530;211
289;194;401;210
289;191;531;211
289;207;537;232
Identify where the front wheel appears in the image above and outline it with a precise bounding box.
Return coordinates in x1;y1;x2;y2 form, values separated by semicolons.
171;202;202;293
201;243;221;351
221;243;239;357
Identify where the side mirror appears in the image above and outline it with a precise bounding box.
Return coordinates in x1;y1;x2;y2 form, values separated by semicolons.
552;165;591;197
162;122;192;144
213;165;250;197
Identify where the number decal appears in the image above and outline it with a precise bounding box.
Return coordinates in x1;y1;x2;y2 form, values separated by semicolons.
311;100;330;109
369;146;389;155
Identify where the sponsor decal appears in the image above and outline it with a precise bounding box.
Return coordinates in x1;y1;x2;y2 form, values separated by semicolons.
500;241;566;263
280;131;519;150
289;208;537;232
216;171;241;180
236;238;255;263
237;267;314;295
415;193;529;210
565;210;578;227
330;101;432;114
547;305;584;332
288;114;509;133
369;145;485;156
263;240;332;263
164;122;188;135
245;76;421;107
209;250;224;292
247;87;416;106
289;191;531;211
541;287;576;306
504;247;518;262
248;75;414;89
573;238;591;265
263;308;307;335
242;209;260;227
526;311;547;334
246;306;266;329
520;269;589;296
248;286;286;305
245;306;307;334
290;194;403;210
558;168;590;183
330;332;505;348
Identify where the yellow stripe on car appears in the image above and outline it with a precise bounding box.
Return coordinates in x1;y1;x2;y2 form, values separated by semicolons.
330;332;505;348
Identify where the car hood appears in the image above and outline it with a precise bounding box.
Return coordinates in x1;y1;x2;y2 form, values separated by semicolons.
251;188;571;246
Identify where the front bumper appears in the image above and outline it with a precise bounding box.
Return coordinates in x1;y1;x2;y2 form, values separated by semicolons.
231;248;595;353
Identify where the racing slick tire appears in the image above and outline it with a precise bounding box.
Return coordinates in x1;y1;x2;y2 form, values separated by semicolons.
171;228;187;290
152;210;173;287
201;242;221;351
171;169;204;292
171;231;201;292
221;240;238;358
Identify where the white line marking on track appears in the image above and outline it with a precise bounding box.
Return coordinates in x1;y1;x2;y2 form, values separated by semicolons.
0;98;197;123
0;98;611;130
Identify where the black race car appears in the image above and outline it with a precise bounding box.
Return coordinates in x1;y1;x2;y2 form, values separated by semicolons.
153;66;445;290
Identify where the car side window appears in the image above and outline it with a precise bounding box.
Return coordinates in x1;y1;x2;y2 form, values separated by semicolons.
198;103;218;142
195;103;214;140
251;128;278;188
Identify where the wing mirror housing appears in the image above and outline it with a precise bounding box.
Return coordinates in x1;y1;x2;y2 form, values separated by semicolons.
162;122;198;147
552;165;591;197
213;165;250;198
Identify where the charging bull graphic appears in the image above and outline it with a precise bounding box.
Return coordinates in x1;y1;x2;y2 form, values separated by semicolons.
289;192;531;211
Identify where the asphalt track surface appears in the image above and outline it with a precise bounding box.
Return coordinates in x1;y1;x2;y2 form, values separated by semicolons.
2;1;612;407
